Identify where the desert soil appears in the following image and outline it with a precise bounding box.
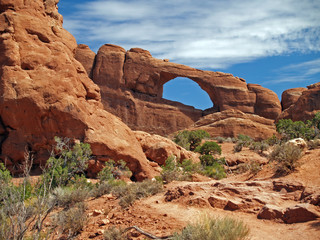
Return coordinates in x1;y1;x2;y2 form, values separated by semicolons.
75;143;320;240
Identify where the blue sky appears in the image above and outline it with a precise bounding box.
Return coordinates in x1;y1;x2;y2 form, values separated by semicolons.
58;0;320;110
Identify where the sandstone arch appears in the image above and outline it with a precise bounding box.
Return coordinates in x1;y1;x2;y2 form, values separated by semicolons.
76;45;282;136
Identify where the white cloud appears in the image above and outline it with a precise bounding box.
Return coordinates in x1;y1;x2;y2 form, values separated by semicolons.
62;0;320;69
266;58;320;84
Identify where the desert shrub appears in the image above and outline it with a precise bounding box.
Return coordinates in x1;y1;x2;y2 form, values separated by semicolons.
249;142;269;154
233;141;244;153
214;136;226;143
200;155;225;167
276;119;315;141
199;154;215;167
103;226;126;240
173;130;210;151
203;163;226;180
237;134;253;146
307;139;320;150
172;214;249;240
269;143;302;175
0;163;11;185
98;160;132;182
90;179;127;199
266;135;280;146
0;139;94;240
235;160;262;175
52;202;87;238
309;112;320;130
160;156;194;183
195;141;222;155
40;137;91;189
53;186;90;209
111;180;162;208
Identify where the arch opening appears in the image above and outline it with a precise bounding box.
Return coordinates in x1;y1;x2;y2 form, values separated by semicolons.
162;77;213;110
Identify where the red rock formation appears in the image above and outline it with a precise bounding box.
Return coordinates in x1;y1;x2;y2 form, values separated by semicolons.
75;44;96;78
0;0;157;180
191;109;277;140
281;87;307;110
134;131;200;166
279;83;320;121
76;45;281;137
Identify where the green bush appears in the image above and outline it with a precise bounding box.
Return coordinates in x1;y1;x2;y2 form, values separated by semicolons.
172;214;249;240
0;163;11;185
200;155;225;167
195;141;221;155
40;137;91;189
203;163;226;180
276;119;316;141
98;160;132;182
269;143;302;175
237;134;253;146
160;156;201;183
266;135;280;146
173;130;210;150
309;112;320;130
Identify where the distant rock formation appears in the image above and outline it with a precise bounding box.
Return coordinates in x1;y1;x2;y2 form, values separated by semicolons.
76;44;281;137
0;0;157;180
279;83;320;121
281;87;307;110
191;109;277;140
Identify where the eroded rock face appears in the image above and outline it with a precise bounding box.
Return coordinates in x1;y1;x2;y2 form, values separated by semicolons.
191;109;277;140
0;0;157;180
134;131;200;165
76;45;281;137
279;83;320;121
281;87;307;110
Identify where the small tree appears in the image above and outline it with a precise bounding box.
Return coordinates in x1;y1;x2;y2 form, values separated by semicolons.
173;130;210;151
195;141;221;155
40;137;91;189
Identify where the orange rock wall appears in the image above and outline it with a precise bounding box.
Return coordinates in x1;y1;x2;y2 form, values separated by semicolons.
0;0;157;179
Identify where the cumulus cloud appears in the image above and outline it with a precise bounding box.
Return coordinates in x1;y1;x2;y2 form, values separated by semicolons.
62;0;320;69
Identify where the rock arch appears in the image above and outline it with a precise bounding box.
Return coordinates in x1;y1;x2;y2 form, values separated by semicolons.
76;44;282;135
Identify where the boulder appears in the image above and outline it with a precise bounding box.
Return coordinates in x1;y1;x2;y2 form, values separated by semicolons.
283;204;319;224
134;131;199;165
286;138;307;149
257;204;284;220
208;195;229;209
0;0;157;180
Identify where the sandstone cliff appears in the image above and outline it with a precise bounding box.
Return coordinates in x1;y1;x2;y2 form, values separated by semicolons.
0;0;158;180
